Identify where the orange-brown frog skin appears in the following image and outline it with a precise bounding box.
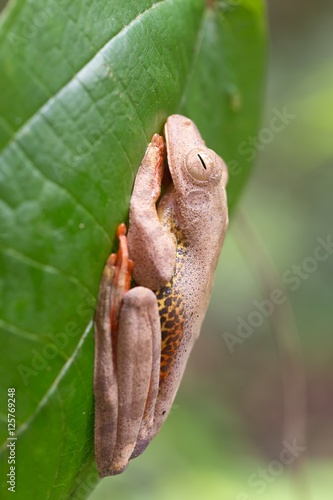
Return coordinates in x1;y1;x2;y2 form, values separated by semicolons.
94;115;228;477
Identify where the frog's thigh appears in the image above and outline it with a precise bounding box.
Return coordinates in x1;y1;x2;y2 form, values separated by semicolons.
110;286;161;475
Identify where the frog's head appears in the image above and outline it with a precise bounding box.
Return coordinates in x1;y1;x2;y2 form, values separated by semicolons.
164;114;228;212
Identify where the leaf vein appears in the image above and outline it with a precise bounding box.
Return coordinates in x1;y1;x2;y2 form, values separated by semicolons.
0;243;96;301
0;320;93;453
12;138;112;245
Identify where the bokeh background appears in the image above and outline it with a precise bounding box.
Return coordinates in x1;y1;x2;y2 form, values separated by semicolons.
89;1;333;498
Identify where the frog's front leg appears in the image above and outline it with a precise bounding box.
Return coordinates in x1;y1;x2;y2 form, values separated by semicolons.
127;134;176;290
94;225;162;477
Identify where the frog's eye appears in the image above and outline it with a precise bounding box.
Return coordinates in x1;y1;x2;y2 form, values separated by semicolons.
185;147;223;182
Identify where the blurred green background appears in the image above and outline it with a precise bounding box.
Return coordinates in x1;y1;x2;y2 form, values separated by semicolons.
89;1;333;499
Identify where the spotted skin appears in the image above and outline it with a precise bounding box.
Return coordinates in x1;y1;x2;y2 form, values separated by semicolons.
155;216;189;386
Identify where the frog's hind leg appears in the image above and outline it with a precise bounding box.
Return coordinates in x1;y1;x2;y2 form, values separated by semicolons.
94;223;133;477
109;286;161;475
94;224;162;476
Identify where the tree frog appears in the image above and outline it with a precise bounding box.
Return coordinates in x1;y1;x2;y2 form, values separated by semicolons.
94;115;229;477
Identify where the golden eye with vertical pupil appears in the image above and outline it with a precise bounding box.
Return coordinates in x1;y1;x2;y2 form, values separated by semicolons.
185;147;223;182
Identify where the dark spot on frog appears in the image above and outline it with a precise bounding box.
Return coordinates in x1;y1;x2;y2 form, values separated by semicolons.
165;297;172;307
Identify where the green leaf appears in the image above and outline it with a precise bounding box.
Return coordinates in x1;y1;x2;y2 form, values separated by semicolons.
0;0;266;497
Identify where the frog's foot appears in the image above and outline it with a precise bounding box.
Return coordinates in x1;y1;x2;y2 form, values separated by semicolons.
130;133;165;206
149;134;165;201
109;223;134;335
